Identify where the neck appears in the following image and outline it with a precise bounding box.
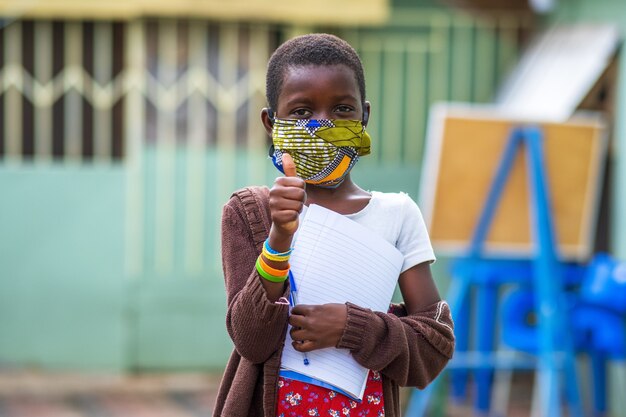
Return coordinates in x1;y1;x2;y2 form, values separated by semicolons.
305;176;371;215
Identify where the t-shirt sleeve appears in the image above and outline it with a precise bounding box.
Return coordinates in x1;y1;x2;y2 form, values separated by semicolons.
397;193;436;272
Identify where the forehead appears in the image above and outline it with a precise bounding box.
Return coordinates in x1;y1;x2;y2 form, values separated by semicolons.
278;64;360;104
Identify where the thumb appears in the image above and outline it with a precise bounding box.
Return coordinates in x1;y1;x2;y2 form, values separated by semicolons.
282;153;297;177
280;152;302;234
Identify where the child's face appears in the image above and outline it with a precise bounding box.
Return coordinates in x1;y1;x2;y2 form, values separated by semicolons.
263;64;371;187
269;64;369;125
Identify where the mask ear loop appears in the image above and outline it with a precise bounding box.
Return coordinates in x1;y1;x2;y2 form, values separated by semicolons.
267;108;277;162
362;106;370;127
267;108;276;126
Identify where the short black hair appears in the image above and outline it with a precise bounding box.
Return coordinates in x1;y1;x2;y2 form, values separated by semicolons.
266;33;366;111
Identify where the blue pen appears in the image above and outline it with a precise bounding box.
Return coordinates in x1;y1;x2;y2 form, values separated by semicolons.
288;270;310;366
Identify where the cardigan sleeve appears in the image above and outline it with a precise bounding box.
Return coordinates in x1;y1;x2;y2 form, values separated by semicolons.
336;300;454;389
221;196;290;364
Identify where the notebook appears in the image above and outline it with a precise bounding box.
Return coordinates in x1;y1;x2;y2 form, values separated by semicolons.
279;204;404;401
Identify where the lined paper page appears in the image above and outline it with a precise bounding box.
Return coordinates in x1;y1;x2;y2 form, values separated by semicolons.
280;204;403;400
282;333;367;400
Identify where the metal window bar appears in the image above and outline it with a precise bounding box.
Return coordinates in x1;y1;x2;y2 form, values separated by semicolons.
0;15;527;279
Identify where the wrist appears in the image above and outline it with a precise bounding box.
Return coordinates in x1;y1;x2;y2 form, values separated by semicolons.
268;226;294;252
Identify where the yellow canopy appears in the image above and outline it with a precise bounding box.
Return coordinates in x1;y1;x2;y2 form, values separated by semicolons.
0;0;390;25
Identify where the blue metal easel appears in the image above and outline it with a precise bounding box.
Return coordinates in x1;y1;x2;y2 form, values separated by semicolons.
406;126;583;417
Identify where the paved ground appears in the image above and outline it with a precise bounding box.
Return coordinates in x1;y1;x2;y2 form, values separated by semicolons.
0;370;534;416
0;371;221;417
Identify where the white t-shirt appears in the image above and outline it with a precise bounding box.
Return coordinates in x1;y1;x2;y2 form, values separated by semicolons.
301;191;435;273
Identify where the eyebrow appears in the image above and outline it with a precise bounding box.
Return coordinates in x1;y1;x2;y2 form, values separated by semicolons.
283;94;359;108
283;97;312;108
331;94;359;102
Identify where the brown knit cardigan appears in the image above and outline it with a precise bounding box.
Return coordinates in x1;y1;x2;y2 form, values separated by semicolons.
213;186;455;417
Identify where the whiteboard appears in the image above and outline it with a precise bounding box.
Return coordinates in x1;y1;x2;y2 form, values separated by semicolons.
419;103;608;261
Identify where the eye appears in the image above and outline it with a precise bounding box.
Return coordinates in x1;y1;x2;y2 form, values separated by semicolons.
334;105;356;115
290;108;312;118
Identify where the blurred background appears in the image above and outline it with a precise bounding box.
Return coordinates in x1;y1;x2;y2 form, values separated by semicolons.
0;0;625;415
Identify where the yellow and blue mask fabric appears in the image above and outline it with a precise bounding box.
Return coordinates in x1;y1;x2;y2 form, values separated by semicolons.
270;118;371;188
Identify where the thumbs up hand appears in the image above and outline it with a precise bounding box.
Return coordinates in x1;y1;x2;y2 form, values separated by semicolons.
269;153;306;241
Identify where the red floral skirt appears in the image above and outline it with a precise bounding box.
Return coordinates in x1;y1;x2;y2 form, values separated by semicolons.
276;370;385;417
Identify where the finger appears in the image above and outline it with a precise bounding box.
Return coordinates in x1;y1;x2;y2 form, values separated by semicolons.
288;313;306;328
290;327;306;341
270;182;306;202
282;153;297;177
290;327;316;345
273;176;305;188
270;206;304;222
292;339;316;353
290;304;313;316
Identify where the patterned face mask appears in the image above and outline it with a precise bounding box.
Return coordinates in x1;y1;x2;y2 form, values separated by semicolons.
269;118;371;188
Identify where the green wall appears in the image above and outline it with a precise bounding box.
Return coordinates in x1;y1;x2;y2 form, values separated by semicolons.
0;164;127;369
0;150;429;371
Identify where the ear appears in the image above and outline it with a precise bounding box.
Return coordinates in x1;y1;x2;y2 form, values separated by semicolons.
261;108;275;136
362;101;371;127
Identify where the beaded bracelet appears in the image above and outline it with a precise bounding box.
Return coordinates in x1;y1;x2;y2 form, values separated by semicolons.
256;256;288;283
262;239;293;263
